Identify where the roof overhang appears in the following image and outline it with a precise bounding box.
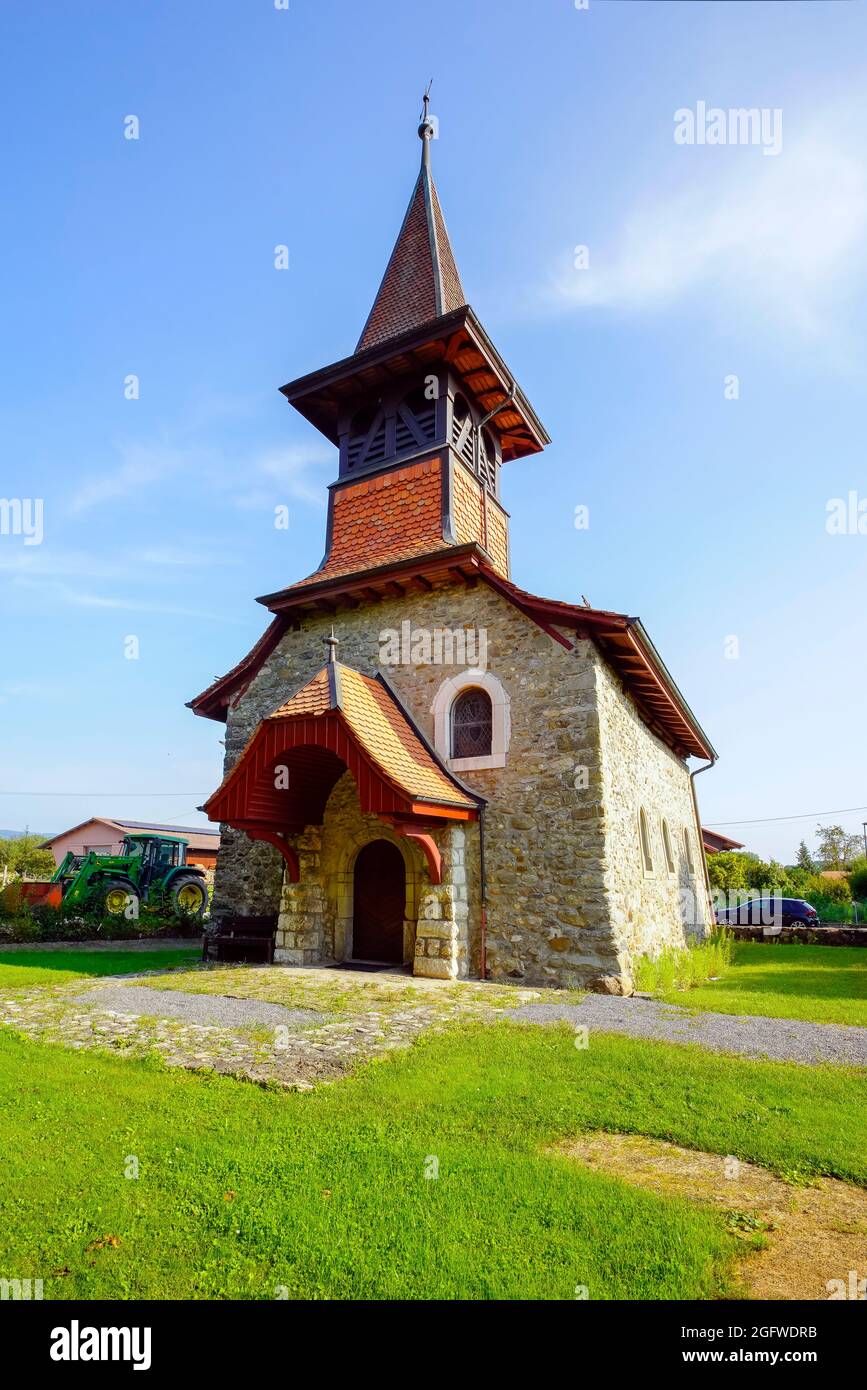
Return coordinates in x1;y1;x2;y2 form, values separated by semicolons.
203;709;478;839
701;829;745;854
189;544;714;761
279;305;549;463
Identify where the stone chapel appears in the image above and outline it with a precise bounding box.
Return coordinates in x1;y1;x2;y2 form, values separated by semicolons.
190;106;717;993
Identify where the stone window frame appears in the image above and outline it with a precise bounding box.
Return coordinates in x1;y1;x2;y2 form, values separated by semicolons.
431;668;510;773
638;806;654;876
661;817;676;877
683;826;696;876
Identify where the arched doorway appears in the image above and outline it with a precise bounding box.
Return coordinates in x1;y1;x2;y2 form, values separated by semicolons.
352;839;406;963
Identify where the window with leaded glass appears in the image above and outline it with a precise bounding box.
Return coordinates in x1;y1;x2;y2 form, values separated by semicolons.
451;687;493;759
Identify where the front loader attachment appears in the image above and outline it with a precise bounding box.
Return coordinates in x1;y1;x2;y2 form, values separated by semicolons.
8;881;63;910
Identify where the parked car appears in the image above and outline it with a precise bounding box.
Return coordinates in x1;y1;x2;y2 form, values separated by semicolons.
715;897;820;928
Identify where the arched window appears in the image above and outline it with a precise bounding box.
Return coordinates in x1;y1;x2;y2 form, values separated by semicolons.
683;827;695;875
661;818;676;875
432;669;510;771
639;807;654;874
451;687;493;760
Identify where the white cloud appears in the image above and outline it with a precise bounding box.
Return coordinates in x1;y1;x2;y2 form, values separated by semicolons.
548;104;867;347
232;444;334;510
138;545;238;569
67;442;188;515
8;575;244;623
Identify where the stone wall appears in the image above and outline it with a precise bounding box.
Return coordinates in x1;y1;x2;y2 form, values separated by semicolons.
209;824;283;925
595;658;712;981
211;579;708;991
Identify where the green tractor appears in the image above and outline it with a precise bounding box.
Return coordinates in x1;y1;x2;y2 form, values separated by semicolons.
51;833;209;921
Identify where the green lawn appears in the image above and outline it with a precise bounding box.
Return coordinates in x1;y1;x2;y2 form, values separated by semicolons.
0;947;201;991
0;1021;864;1300
660;942;867;1027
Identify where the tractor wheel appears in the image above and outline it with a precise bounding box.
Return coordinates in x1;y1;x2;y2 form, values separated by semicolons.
170;875;208;919
103;880;140;918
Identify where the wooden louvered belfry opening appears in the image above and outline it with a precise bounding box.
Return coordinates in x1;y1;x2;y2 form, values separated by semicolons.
344;380;439;476
451;394;499;496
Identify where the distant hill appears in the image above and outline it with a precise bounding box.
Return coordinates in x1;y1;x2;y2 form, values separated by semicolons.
0;829;54;841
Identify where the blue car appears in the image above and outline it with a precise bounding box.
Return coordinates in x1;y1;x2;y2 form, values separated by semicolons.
715;897;820;928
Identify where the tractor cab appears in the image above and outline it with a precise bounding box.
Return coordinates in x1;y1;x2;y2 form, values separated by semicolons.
121;834;188;884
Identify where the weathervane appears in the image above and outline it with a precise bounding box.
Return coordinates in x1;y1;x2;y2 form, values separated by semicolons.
420;79;433;123
418;79;435;166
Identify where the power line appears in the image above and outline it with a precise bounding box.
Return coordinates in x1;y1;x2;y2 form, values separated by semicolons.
0;791;206;797
707;804;867;828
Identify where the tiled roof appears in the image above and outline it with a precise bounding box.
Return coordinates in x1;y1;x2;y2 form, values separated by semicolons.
337;665;474;808
270;662;475;810
356;158;466;352
292;458;445;587
269;667;332;718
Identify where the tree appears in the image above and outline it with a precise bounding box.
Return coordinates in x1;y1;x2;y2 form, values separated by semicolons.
850;864;867;901
8;835;55;880
706;851;747;892
785;865;812;896
814;823;862;870
795;840;815;872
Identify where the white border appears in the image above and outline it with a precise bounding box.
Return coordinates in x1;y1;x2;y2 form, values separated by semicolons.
431;668;511;772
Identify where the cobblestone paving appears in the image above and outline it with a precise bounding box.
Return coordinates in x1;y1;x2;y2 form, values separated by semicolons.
0;962;545;1090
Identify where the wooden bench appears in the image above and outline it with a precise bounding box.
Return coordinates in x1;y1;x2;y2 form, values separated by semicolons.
202;914;277;964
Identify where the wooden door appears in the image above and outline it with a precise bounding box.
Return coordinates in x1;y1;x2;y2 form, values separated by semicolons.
353;840;406;963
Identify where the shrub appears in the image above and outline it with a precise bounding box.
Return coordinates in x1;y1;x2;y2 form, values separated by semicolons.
849;865;867;901
0;895;204;943
804;873;851;904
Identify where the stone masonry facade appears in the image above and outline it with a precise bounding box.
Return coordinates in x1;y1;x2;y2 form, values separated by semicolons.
211;581;711;992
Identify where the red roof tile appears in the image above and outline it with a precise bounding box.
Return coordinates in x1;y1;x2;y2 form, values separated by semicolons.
356;151;466;352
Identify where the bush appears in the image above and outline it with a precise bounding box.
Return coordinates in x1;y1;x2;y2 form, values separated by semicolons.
804;873;851;904
0;895;205;943
849;865;867;901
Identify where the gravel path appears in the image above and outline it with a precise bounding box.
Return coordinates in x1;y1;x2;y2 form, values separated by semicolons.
74;984;324;1031
506;996;867;1067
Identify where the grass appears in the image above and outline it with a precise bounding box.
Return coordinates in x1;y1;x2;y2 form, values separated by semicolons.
0;1020;864;1300
133;961;530;1015
634;929;733;995
657;942;867;1028
0;947;201;991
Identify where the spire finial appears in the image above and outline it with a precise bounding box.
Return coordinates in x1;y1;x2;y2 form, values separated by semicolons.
324;626;339;665
418;80;435;168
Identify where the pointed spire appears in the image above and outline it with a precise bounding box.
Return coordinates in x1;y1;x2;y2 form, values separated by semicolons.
356;91;467;353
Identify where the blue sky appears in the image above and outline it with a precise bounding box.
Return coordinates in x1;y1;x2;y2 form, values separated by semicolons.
1;0;865;862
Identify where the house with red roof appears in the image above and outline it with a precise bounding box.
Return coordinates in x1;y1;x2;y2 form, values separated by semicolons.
189;104;716;991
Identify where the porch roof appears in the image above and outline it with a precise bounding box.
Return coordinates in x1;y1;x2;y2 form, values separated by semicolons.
202;661;479;838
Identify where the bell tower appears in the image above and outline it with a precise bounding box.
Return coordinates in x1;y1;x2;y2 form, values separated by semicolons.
279;97;549;586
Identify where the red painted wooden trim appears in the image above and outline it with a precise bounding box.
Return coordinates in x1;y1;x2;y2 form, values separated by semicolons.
395;828;442;883
244;828;300;882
